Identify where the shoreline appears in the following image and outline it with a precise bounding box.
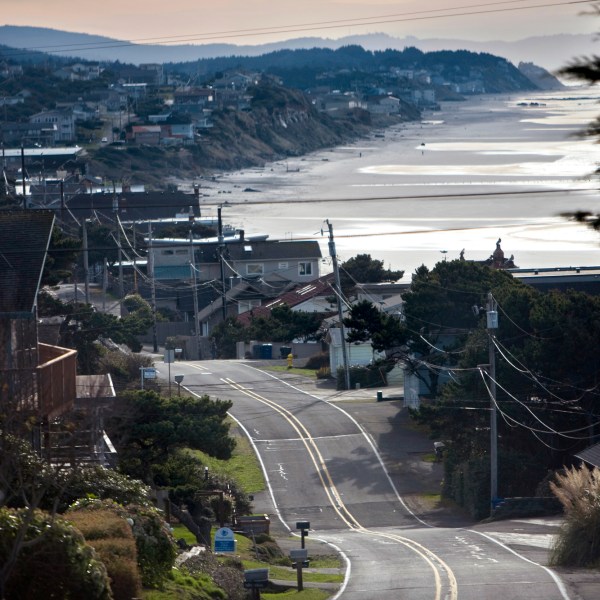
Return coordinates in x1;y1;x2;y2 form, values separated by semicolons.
183;89;600;276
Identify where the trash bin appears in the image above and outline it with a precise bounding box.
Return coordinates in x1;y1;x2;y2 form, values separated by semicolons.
280;346;291;359
261;344;273;359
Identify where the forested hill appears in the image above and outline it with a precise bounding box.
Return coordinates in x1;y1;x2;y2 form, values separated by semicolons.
169;45;538;93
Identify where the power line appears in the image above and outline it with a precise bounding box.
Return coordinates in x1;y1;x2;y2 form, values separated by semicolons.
0;0;589;57
480;368;600;438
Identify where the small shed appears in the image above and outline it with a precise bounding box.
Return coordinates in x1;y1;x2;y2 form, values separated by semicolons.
326;327;382;374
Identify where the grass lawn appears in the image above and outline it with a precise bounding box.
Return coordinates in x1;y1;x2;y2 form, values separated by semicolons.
261;365;318;378
187;424;265;494
241;560;343;584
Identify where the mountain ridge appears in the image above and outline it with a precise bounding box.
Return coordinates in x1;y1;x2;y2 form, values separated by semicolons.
0;25;593;72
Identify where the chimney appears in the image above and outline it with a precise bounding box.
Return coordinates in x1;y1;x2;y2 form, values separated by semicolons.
238;229;244;241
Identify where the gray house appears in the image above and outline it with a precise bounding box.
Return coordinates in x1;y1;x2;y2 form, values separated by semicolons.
152;236;322;285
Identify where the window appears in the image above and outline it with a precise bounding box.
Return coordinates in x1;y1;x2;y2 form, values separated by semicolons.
238;299;261;314
246;263;264;276
278;262;288;270
175;249;188;255
162;249;174;255
298;262;312;276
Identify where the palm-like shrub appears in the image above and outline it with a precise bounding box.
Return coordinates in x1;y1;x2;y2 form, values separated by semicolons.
550;465;600;567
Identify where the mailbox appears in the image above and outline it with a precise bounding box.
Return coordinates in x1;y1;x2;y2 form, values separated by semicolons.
296;521;310;530
244;568;269;583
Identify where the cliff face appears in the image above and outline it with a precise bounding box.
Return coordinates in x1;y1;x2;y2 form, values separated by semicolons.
518;62;565;90
90;85;420;187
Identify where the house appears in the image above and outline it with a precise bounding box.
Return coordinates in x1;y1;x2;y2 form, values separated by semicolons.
139;63;165;86
510;266;600;295
367;95;403;115
148;236;323;336
236;273;336;324
160;123;195;143
575;442;600;468
213;72;258;91
66;189;202;223
152;236;322;285
53;63;102;81
29;109;76;144
0;121;56;146
129;125;162;145
173;88;215;111
0;210;116;463
326;326;383;375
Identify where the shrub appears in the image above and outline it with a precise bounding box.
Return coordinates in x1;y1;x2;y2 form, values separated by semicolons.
69;499;177;589
336;363;388;390
316;366;331;379
0;508;112;600
68;508;142;600
97;350;153;387
50;465;151;512
303;352;329;370
550;465;600;568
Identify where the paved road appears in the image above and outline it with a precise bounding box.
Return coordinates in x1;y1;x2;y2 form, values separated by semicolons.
156;359;576;599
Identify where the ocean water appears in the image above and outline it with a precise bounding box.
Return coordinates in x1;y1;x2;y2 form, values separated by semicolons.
194;88;600;277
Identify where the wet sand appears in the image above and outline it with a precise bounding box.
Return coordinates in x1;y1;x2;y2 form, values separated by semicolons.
189;89;600;277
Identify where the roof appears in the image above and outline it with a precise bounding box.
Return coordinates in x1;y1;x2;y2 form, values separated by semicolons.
510;266;600;295
132;125;161;133
0;210;54;316
75;374;116;403
575;443;600;468
220;239;322;263
67;190;201;222
237;273;335;325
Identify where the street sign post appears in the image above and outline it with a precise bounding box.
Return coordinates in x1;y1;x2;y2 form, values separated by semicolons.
140;367;156;390
164;350;175;396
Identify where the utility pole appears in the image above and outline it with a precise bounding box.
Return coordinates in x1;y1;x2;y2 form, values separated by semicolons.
487;291;499;512
82;218;90;304
132;221;138;293
326;220;350;390
147;222;159;353
113;189;124;316
189;229;201;359
218;206;227;321
60;179;65;222
20;144;26;207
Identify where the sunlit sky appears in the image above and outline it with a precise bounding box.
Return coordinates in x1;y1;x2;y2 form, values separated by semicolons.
1;0;597;45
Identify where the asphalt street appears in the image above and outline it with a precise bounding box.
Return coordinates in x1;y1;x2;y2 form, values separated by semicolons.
152;358;600;599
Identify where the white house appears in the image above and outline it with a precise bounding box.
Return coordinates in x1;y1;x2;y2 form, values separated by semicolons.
326;327;384;375
29;109;76;143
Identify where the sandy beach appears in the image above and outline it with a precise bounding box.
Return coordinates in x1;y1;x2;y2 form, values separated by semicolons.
187;88;600;278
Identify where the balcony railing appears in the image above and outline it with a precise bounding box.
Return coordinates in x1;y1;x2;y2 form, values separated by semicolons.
37;343;77;420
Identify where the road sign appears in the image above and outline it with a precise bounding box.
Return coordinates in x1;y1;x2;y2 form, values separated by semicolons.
214;527;235;553
142;367;156;379
164;350;175;363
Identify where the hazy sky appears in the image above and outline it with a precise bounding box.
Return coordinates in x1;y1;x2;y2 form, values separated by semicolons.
1;0;597;45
